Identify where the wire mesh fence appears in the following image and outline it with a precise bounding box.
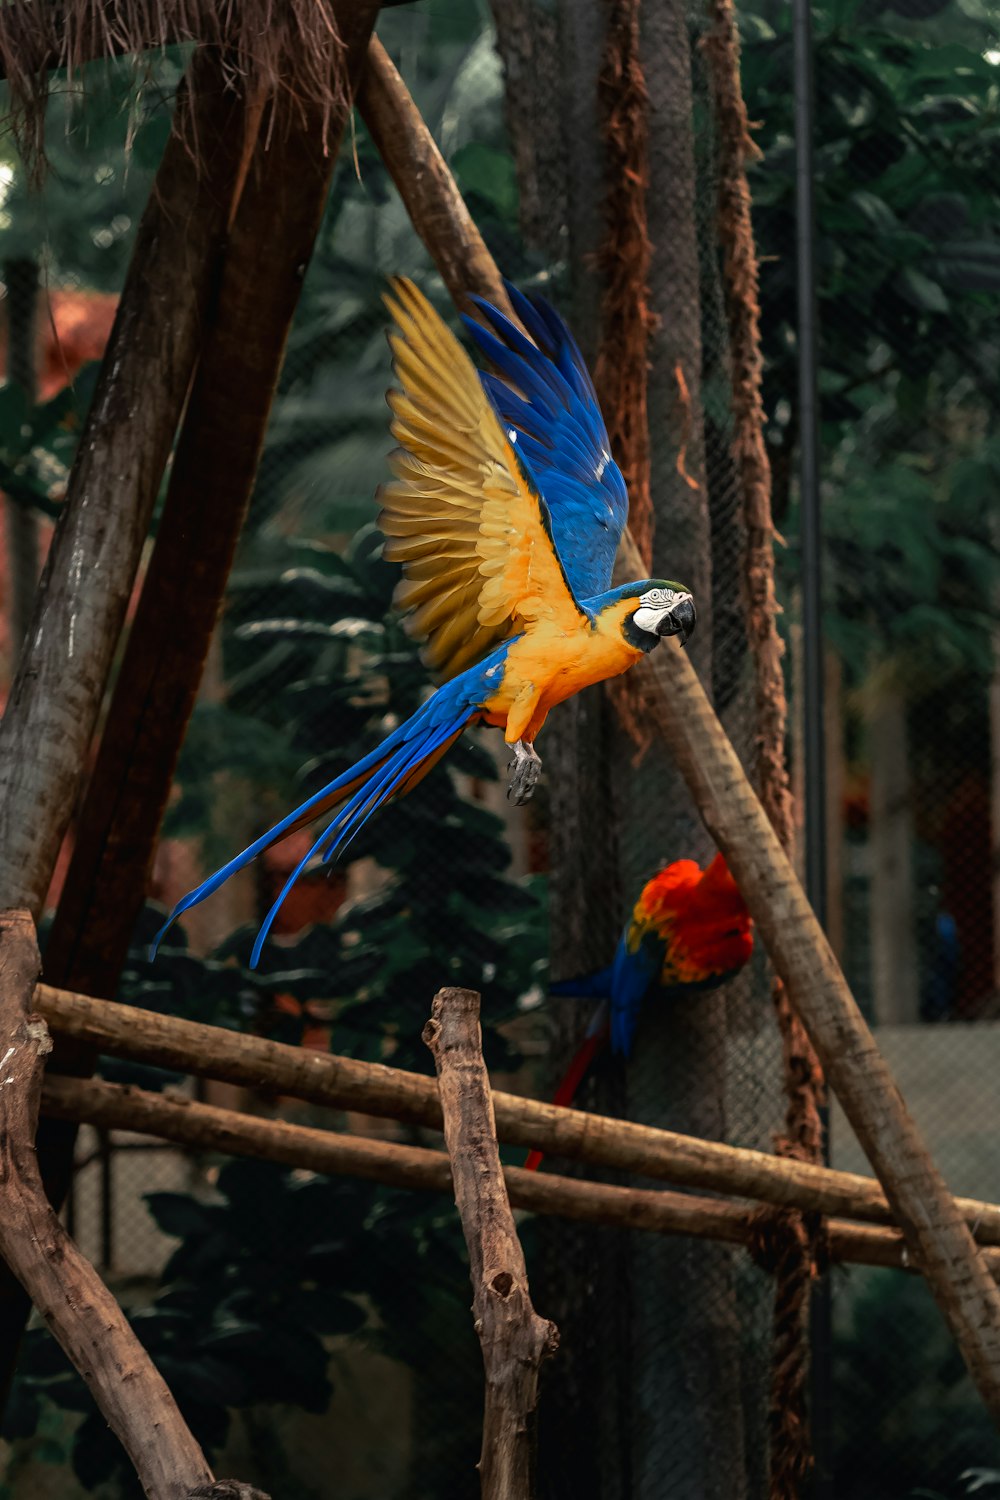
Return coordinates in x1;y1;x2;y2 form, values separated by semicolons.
0;0;999;1497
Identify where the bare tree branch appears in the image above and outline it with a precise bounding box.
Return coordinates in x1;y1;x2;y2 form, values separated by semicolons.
424;987;558;1498
33;1053;1000;1282
0;911;268;1500
33;982;1000;1246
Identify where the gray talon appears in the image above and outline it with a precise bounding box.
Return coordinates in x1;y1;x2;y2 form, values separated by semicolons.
507;740;542;806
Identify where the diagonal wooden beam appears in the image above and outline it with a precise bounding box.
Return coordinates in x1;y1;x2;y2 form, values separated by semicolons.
0;46;251;923
0;48;255;1418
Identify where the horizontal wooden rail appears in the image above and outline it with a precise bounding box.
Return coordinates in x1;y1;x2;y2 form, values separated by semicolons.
35;984;1000;1246
40;1071;996;1281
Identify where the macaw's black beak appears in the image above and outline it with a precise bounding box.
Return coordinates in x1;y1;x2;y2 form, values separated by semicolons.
656;593;696;647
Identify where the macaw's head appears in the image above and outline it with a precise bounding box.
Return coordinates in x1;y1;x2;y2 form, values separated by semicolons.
621;582;697;653
640;852;754;984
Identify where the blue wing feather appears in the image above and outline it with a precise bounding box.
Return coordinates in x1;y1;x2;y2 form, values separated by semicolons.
608;924;668;1059
549;965;615;1000
462;284;628;601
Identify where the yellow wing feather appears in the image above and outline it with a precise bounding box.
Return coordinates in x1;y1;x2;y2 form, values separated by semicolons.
377;277;585;679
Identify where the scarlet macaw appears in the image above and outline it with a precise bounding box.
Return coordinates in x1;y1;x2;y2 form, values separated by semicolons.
152;279;696;967
526;854;752;1169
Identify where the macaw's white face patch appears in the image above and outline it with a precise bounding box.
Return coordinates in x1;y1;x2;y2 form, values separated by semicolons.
630;588;697;645
633;588;684;635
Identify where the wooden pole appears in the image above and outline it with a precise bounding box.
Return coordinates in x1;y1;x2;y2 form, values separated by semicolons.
32;984;1000;1247
3;255;40;655
357;39;515;319
360;42;1000;1422
42;0;380;1006
423;988;558;1498
36;1067;1000;1284
0;48;256;1417
0;912;268;1500
0;6;382;1421
0;49;252;921
626;599;1000;1423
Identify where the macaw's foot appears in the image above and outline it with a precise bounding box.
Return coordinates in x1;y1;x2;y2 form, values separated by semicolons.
507;740;542;806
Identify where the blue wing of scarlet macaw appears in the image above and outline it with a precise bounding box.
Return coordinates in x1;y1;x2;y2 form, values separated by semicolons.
527;855;754;1169
549;921;666;1061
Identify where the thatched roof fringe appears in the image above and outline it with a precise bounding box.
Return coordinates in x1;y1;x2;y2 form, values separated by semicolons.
0;1;348;172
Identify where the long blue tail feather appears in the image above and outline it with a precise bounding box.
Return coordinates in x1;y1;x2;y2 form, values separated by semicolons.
150;696;475;966
249;736;423;967
549;965;615;1000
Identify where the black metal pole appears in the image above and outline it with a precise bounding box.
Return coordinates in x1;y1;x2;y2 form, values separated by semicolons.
3;257;40;658
793;1;834;1496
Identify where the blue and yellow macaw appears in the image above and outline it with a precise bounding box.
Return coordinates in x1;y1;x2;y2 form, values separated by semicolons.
526;854;753;1169
152;278;696;967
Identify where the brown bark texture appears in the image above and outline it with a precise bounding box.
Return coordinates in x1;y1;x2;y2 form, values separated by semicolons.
358;38;515;319
0;46;254;1419
423;988;559;1499
36;1066;1000;1285
3;255;40;653
593;0;655;568
43;1;381;1004
0;47;250;922
622;606;1000;1427
702;5;823;1492
39;985;1000;1254
0;911;270;1500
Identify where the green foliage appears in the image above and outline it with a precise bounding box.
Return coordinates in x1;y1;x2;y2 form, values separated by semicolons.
833;1270;1000;1498
0;53;181;288
4;1161;479;1496
745;0;1000;685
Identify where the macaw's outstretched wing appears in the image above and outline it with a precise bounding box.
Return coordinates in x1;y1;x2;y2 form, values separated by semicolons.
378;278;587;681
463;282;628;602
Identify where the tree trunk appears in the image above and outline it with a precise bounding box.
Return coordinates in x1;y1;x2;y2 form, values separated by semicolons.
0;1;381;1426
614;9;747;1497
492;2;751;1494
0;49;251;922
0;49;252;1421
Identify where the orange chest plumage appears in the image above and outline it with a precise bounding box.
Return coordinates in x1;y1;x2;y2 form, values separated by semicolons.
479;606;645;739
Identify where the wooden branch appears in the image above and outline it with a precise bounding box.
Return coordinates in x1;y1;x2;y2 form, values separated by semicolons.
364;44;1000;1419
423;988;558;1498
15;7;381;1421
623;588;1000;1421
34;983;1000;1247
0;50;258;1419
0;48;252;921
36;1067;1000;1283
357;39;515;319
0;913;269;1500
43;1;381;1005
3;255;40;653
